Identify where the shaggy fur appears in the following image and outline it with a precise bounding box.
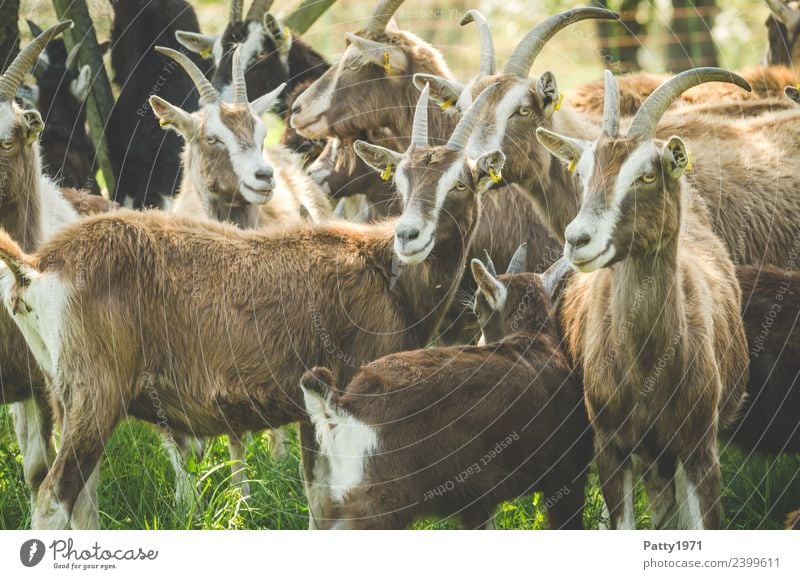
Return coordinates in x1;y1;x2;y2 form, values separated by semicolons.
301;268;590;529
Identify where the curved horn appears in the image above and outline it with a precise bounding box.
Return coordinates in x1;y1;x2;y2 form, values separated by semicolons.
540;256;572;302
155;46;219;106
603;69;620;137
483;250;497;277
232;44;248;104
230;0;244;24
628;67;752;138
461;10;495;75
447;82;499;151
247;0;274;21
0;20;72;102
503;8;619;77
505;243;527;275
65;41;83;71
365;0;406;34
410;82;429;149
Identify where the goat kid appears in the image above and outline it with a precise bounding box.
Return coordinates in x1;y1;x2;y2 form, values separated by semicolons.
541;70;749;529
0;84;503;530
300;253;591;529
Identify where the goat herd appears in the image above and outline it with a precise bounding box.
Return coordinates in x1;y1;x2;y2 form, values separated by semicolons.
0;0;799;531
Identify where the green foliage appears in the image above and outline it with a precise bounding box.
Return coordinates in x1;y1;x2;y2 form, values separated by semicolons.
1;406;796;529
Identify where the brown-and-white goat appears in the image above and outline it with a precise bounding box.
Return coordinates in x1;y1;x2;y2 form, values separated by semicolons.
0;21;110;529
539;70;749;529
430;13;800;267
300;252;591;529
153;46;330;230
0;83;504;529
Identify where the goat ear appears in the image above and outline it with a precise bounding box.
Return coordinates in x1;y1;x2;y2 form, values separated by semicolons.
470;259;507;312
175;30;217;59
149;95;195;137
263;13;292;58
353;140;403;178
786;85;800;106
414;73;463;112
536;127;587;171
662;136;689;181
21;110;44;146
345;33;407;74
535;71;560;119
70;65;92;102
473;150;505;193
251;82;286;116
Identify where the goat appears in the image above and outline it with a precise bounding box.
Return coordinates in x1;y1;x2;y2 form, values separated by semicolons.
0;21;113;531
151;45;330;494
300;253;591;529
766;0;800;66
27;20;98;194
435;12;800;268
153;46;330;230
176;0;328;117
0;84;504;529
107;0;207;208
566;67;796;118
291;0;562;344
727;265;800;454
541;70;749;529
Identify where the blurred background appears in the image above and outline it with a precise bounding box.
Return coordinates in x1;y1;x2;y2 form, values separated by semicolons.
2;0;783;90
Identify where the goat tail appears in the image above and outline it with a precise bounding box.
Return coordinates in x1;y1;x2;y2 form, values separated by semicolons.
0;229;37;314
300;366;342;443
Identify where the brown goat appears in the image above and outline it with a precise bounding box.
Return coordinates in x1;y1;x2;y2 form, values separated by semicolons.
728;265;800;454
542;70;748;529
0;85;504;529
300;255;590;529
567;66;796;118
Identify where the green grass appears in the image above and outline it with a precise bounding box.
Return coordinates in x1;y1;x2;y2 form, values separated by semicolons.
1;406;797;529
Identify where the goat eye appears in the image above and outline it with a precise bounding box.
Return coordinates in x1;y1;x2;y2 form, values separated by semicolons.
257;50;268;60
205;136;220;146
0;139;12;151
642;173;656;184
518;105;532;116
347;60;360;70
454;182;467;191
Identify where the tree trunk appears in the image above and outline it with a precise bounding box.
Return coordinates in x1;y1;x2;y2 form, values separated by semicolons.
0;0;20;70
667;0;718;72
286;0;337;34
51;0;117;198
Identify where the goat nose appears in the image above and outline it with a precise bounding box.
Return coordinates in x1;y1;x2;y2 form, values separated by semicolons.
291;102;301;115
565;223;592;250
255;169;273;182
396;226;420;245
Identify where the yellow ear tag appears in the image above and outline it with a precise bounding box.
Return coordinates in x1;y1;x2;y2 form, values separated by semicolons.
685;150;693;172
200;47;212;59
383;51;392;74
553;93;564;112
158;118;170;128
440;98;454;111
488;167;502;184
567;157;577;173
381;161;393;181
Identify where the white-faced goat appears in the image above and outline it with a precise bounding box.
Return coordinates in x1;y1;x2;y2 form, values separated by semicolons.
300;253;591;529
150;45;330;498
152;46;330;230
434;13;800;268
292;0;563;344
176;0;328;116
540;70;749;529
0;84;505;529
0;21;112;530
